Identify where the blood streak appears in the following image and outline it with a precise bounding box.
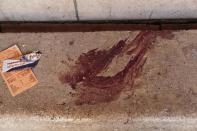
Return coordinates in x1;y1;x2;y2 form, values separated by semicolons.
59;31;174;105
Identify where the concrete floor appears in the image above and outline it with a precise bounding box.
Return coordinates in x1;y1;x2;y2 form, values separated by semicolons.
0;30;196;130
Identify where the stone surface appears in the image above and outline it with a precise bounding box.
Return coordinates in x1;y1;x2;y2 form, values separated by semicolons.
0;0;197;21
0;0;76;21
77;0;197;20
0;31;196;130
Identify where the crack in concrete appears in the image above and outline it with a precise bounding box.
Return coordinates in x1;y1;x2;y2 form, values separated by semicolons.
73;0;79;21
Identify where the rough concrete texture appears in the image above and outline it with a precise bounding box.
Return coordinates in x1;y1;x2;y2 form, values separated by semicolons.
1;0;197;21
0;0;76;21
77;0;197;20
0;31;196;130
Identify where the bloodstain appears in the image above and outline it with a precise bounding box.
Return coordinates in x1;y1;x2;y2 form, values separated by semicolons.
59;31;174;105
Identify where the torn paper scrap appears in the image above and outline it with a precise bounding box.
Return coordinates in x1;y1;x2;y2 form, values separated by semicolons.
0;45;38;96
2;51;41;73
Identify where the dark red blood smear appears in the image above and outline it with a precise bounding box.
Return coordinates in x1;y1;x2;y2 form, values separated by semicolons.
59;31;174;105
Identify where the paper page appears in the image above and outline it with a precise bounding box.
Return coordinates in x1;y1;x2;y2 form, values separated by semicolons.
0;45;38;96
